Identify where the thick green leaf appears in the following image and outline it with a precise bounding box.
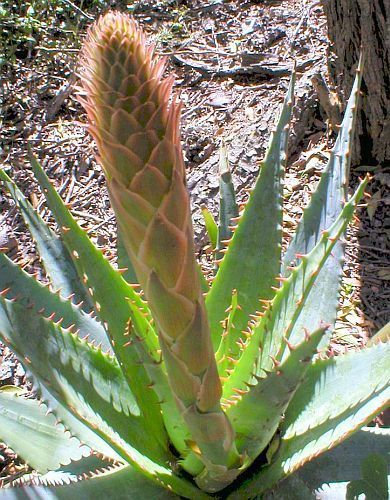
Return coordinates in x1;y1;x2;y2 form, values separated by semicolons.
263;427;389;500
0;386;89;473
206;73;295;355
222;178;368;399
263;475;314;500
259;179;367;373
233;341;390;496
0;252;110;351
226;327;327;463
0;300;204;497
1;455;115;489
28;153;170;450
214;289;240;374
282;341;390;437
28;154;198;470
1;464;208;500
216;141;238;258
281;66;363;350
283;66;362;267
201;206;218;250
0;297;169;465
198;265;210;294
117;227;138;284
347;453;388;500
0;168;92;310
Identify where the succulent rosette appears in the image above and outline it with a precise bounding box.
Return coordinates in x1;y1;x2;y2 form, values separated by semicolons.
0;12;388;500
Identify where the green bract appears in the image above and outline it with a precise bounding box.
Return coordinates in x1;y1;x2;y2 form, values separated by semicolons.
0;12;389;500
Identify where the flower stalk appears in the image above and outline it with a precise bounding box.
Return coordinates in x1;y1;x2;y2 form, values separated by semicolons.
79;12;240;490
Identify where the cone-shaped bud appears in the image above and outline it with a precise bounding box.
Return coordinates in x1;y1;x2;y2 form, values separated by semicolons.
79;12;239;486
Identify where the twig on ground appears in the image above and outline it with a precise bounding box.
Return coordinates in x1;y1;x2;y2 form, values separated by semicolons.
37;47;80;53
70;209;105;224
172;54;289;78
172;54;319;79
61;0;94;20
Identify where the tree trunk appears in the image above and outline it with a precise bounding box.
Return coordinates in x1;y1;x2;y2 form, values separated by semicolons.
321;0;390;165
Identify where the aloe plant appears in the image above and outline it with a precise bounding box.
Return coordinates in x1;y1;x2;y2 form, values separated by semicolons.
0;12;389;499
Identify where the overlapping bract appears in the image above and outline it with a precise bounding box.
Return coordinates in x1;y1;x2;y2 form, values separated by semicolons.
79;12;239;480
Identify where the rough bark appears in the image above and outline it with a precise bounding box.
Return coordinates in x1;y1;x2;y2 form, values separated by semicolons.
321;0;390;165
